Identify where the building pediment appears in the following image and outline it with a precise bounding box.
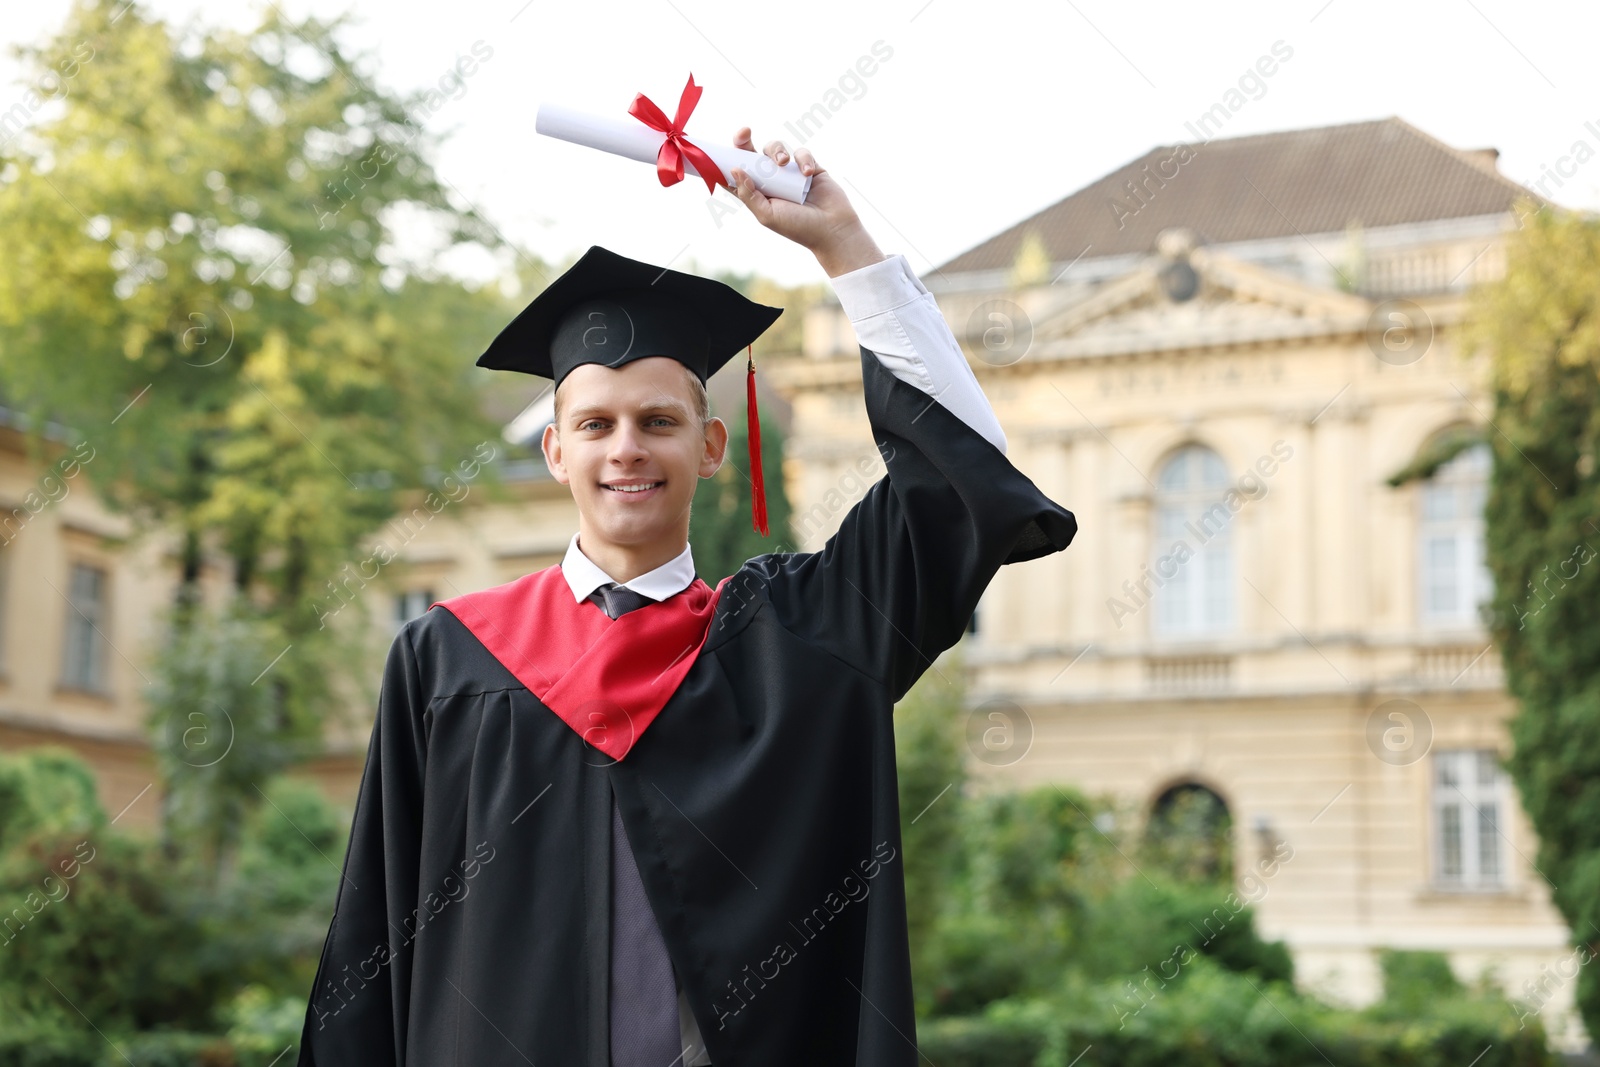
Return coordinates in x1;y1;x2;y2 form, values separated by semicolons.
1021;247;1373;360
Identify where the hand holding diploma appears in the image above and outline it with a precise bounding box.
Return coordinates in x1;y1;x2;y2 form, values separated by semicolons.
534;75;814;203
728;128;886;279
532;74;884;277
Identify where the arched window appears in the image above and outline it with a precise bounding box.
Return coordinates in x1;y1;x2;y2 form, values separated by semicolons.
1145;782;1233;883
1153;445;1233;635
1418;442;1491;627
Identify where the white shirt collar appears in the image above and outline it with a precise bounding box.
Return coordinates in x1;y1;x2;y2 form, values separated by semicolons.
559;531;697;604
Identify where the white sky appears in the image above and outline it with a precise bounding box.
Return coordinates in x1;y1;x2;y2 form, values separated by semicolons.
4;0;1599;287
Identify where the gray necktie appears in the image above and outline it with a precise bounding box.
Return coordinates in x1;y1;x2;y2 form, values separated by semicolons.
589;581;653;621
592;582;685;1067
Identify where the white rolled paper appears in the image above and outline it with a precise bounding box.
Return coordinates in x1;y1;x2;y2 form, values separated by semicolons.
535;102;813;205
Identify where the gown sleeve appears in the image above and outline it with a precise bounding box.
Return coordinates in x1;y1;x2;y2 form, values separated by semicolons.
762;345;1077;702
296;620;429;1065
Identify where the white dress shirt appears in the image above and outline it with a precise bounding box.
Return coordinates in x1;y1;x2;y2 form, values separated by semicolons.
560;531;698;604
558;252;1001;1065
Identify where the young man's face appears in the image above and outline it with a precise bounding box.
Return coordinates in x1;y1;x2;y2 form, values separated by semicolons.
541;356;728;552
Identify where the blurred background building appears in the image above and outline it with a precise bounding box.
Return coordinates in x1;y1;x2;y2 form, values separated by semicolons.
780;114;1577;1044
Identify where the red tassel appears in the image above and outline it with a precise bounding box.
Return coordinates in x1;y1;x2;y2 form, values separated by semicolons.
745;344;769;537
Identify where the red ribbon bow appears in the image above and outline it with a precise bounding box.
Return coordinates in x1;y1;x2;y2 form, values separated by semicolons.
628;74;729;194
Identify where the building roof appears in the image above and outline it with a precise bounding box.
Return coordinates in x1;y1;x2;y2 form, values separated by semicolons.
936;117;1544;275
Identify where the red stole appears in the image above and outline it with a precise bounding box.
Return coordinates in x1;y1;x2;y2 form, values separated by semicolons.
431;565;726;762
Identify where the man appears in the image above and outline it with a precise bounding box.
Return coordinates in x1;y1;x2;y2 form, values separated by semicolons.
296;130;1076;1066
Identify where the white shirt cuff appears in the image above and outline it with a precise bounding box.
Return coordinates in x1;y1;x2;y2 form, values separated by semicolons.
826;254;1009;456
829;253;930;322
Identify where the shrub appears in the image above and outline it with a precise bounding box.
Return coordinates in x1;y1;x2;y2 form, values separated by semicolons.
0;747;105;854
0;749;344;1059
917;958;1555;1067
1372;948;1464;1016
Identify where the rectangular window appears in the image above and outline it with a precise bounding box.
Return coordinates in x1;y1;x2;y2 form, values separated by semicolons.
1432;748;1506;890
1424;536;1459;615
1153;447;1235;638
1417;445;1492;627
1154;504;1233;635
395;588;435;632
60;562;109;693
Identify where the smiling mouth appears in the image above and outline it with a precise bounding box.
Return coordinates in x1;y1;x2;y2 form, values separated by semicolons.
602;481;665;494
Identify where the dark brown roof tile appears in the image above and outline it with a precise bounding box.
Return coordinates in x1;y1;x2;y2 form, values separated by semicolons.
936;117;1544;275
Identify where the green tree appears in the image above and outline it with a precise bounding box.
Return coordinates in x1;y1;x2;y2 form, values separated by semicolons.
893;661;969;1013
0;745;347;1052
0;1;528;868
921;785;1107;1016
1466;199;1600;1038
688;266;810;583
1370;948;1463;1019
691;416;793;582
0;746;105;853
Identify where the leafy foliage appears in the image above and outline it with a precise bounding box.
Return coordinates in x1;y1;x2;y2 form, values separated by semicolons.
0;0;530;874
891;665;1551;1065
1385;424;1487;487
0;0;513;610
691;417;794;583
892;664;1296;1020
894;653;969;1003
147;603;334;871
1465;201;1600;1039
0;746;346;1061
0;747;105;854
1372;948;1464;1018
1141;783;1233;884
917;956;1552;1067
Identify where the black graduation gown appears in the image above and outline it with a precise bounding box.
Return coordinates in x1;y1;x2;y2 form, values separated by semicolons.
295;346;1077;1066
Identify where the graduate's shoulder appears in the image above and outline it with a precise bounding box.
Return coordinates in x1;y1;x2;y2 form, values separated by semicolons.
407;566;556;663
705;550;889;688
387;602;521;696
396;602;469;648
706;549;823;644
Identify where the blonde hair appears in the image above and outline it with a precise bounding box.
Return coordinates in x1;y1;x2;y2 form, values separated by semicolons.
553;362;710;429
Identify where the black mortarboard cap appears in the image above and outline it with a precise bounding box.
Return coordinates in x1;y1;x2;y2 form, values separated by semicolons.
476;245;783;385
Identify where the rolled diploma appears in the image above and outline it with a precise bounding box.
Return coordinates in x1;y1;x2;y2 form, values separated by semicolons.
536;102;812;204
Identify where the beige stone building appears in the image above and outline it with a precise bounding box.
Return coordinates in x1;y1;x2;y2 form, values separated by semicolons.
0;417;176;830
777;115;1583;1046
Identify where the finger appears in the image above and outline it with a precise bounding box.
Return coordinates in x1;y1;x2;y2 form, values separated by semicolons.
730;168;772;223
732;126;755;153
793;146;823;176
763;139;790;166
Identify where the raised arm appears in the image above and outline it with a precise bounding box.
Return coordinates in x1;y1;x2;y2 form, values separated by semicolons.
830;253;1008;454
730;129;1006;452
729;134;1075;699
